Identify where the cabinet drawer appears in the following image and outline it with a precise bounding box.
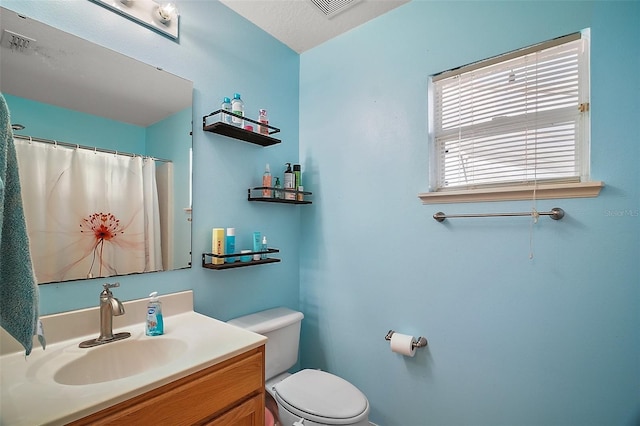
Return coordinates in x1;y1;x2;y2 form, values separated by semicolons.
70;346;265;425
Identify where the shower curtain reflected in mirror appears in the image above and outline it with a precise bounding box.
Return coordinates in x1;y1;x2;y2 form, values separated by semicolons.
14;139;165;283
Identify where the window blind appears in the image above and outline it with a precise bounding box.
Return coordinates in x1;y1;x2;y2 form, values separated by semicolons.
430;32;590;191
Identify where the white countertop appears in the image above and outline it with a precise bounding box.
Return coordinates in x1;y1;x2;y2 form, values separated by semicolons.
0;291;266;425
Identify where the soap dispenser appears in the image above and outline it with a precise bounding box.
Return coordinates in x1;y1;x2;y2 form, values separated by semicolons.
146;292;164;336
284;163;295;200
274;177;283;199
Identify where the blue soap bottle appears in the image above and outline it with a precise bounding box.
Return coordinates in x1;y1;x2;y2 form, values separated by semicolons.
146;292;164;336
252;231;261;260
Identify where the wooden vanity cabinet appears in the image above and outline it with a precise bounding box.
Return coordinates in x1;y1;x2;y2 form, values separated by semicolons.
69;346;265;426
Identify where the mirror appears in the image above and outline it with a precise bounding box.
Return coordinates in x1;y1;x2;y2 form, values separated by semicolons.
0;7;193;284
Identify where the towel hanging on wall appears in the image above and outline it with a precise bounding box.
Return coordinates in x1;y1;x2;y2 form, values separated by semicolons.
0;93;45;355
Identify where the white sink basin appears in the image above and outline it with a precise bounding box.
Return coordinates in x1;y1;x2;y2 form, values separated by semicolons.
1;293;267;426
53;337;187;385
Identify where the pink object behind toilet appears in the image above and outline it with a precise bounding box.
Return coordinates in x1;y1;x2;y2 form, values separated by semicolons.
265;407;275;426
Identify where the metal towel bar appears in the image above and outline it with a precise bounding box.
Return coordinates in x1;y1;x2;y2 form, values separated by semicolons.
433;207;565;222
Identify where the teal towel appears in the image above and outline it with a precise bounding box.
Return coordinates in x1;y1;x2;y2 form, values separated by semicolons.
0;93;45;355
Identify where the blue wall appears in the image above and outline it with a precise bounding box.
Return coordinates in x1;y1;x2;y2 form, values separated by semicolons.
299;1;639;425
2;0;638;424
2;0;301;320
4;94;146;153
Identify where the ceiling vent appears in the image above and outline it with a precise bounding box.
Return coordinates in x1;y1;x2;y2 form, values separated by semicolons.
1;29;36;53
308;0;362;19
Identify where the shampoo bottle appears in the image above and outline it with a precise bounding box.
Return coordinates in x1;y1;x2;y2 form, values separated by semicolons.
253;231;261;260
293;164;302;201
212;228;225;265
284;163;295;200
231;93;244;127
146;292;164;336
293;164;301;190
262;164;272;198
221;97;232;124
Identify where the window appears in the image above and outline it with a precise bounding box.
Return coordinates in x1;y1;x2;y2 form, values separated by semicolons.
422;30;602;203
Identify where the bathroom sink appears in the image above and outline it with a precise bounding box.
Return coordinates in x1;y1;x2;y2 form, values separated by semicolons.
53;338;187;385
2;292;268;426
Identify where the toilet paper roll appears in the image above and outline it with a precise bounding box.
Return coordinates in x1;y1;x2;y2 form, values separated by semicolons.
390;333;416;357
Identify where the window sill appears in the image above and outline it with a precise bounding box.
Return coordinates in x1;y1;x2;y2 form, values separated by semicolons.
418;181;604;204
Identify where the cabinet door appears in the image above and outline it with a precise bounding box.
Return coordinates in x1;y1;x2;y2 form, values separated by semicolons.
69;346;264;425
205;394;264;426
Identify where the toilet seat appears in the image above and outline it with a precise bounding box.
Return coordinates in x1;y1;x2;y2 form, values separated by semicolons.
274;369;369;425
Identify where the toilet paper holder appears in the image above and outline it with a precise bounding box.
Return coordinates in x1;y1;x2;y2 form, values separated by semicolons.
385;330;428;349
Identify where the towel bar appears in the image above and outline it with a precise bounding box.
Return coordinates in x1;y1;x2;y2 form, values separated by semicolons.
433;207;565;222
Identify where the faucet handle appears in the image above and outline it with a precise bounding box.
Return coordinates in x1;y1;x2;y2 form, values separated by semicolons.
103;282;120;290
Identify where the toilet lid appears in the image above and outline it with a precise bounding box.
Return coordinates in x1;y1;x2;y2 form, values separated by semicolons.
274;369;369;423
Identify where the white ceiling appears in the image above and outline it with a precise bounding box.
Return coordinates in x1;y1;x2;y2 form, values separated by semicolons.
0;0;407;129
0;8;192;127
219;0;410;53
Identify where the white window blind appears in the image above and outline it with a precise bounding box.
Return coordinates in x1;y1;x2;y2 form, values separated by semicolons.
429;31;590;191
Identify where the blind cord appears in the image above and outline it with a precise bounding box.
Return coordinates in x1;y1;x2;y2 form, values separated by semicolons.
528;51;539;261
529;181;539;260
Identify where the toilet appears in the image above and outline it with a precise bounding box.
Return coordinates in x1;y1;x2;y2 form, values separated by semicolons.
228;307;370;426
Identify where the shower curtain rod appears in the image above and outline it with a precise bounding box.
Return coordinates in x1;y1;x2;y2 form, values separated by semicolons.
433;207;565;222
12;134;171;163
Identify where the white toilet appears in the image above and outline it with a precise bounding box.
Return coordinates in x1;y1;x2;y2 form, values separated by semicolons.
228;307;370;426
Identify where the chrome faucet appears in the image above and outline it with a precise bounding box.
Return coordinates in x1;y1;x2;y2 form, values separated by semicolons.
79;282;131;348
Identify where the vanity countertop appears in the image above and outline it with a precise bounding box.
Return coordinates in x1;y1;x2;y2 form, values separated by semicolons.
0;291;266;425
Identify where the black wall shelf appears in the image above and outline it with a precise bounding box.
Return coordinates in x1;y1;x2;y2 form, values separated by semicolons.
203;110;281;147
248;187;312;204
202;248;280;270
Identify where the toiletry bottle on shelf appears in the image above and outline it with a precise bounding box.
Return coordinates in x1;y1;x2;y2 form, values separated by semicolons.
258;109;269;135
146;292;164;336
221;97;232;124
293;164;301;200
253;232;261;260
225;228;236;263
261;235;268;259
274;177;282;199
212;228;225;265
284;163;295;200
231;93;244;127
262;164;272;198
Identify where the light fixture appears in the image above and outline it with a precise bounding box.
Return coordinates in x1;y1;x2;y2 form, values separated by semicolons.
156;2;178;24
89;0;180;39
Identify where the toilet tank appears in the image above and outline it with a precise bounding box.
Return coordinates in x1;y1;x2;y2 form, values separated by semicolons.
227;307;304;381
